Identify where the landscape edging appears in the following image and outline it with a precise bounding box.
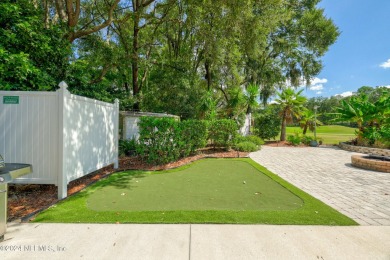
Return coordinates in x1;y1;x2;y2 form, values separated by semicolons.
339;142;390;156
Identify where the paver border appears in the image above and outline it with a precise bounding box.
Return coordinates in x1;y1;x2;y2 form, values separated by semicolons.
339;142;390;156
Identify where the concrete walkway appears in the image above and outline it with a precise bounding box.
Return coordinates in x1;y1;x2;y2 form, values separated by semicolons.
1;223;390;259
250;146;390;226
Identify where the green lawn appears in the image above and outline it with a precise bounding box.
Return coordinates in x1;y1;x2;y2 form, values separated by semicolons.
33;158;357;225
286;125;356;144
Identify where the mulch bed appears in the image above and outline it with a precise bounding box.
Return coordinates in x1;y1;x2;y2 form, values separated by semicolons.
7;148;249;222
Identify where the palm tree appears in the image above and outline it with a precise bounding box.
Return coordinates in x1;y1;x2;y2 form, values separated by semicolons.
299;109;323;135
332;93;384;144
243;83;260;135
224;84;259;135
198;90;218;120
333;97;368;130
275;88;307;141
244;83;260;115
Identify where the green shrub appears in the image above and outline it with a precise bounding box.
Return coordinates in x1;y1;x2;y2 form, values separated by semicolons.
243;135;265;146
180;120;208;156
137;117;209;165
287;133;302;146
378;126;390;148
363;125;390;149
235;141;259;152
119;139;138;157
208;119;238;149
301;135;312;146
235;135;245;144
137;117;182;165
254;105;281;140
287;133;321;146
235;135;264;150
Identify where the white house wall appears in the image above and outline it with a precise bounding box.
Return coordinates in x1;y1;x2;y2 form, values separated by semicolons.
124;117;140;140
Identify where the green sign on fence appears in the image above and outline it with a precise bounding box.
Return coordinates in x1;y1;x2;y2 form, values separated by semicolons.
3;96;19;104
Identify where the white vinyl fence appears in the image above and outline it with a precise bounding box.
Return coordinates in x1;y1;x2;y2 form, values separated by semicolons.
0;82;119;199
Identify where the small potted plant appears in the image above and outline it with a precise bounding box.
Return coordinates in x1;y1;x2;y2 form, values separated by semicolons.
309;139;318;147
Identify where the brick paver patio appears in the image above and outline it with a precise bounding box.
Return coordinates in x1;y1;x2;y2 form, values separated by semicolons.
250;146;390;225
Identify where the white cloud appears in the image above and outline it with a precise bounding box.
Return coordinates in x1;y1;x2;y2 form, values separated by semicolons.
310;84;324;91
285;77;329;93
380;59;390;69
311;77;328;85
308;77;327;91
316;91;323;95
335;91;354;97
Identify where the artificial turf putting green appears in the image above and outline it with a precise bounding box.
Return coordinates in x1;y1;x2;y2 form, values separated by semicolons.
87;159;302;211
33;158;357;225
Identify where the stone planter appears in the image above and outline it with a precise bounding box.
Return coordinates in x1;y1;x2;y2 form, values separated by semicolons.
351;155;390;173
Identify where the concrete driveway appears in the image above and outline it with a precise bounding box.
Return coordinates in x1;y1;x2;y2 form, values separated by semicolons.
250;146;390;226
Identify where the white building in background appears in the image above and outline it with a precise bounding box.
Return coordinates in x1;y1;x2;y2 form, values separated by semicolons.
120;112;179;140
239;113;251;136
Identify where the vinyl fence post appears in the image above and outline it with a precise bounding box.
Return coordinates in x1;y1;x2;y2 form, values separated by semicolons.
57;81;70;199
114;99;119;169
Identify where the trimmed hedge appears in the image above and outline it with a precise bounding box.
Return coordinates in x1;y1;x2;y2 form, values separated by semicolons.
235;135;264;146
137;117;238;164
234;135;264;152
208;119;238;149
137;117;182;165
137;117;209;165
236;141;259;152
180;120;208;156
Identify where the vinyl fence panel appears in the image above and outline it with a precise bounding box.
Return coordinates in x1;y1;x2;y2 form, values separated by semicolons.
62;90;118;183
0;92;59;185
0;82;119;199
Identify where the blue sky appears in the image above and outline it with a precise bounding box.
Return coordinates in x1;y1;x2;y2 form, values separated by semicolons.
302;0;390;98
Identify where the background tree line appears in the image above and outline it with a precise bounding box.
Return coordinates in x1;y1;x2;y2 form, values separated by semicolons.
253;85;389;143
1;0;339;121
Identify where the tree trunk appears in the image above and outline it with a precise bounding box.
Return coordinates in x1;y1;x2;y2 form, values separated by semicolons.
303;124;308;135
124;81;130;97
132;14;140;111
280;112;287;141
129;0;157;111
205;62;211;90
